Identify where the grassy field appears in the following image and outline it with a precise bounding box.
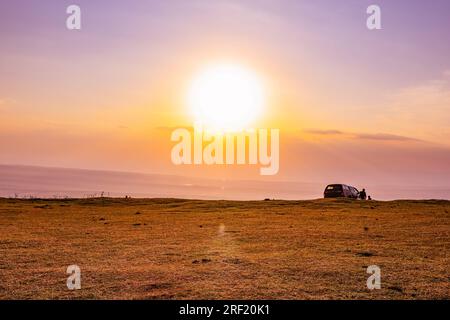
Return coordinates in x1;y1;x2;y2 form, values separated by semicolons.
0;197;448;300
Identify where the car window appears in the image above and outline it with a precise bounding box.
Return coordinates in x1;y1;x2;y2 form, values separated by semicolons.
326;184;343;191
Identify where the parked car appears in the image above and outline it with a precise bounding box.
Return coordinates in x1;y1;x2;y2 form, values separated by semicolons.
324;184;359;199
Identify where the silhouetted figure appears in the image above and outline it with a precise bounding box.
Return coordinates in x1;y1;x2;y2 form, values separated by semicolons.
368;195;372;200
359;188;367;200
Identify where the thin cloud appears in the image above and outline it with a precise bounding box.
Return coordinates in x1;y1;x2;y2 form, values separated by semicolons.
304;129;421;142
303;129;344;135
380;71;450;143
0;98;17;110
156;126;189;132
354;133;420;142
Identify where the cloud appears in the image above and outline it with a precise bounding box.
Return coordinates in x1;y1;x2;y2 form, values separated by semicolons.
155;126;196;134
392;76;450;112
378;70;450;143
304;129;421;142
0;99;6;111
305;70;450;146
282;134;450;188
353;133;420;142
0;98;17;110
303;129;344;135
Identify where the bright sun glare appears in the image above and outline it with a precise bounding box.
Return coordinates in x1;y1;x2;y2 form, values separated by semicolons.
187;63;265;132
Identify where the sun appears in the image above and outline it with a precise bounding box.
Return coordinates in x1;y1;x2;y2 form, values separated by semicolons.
187;63;266;132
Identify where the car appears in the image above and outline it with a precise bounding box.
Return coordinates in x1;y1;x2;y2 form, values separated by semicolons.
324;184;359;199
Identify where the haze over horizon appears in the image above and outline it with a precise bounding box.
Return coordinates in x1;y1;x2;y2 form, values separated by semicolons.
1;164;449;200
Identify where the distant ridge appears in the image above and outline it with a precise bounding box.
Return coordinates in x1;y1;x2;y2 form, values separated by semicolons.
0;164;321;200
1;164;449;200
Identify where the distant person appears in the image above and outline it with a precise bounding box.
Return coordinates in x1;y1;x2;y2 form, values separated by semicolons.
359;188;367;200
368;195;372;200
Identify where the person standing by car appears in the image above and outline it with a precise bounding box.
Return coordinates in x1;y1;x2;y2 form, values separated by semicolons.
359;188;367;200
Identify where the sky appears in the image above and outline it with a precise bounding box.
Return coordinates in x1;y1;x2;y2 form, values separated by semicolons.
1;0;450;194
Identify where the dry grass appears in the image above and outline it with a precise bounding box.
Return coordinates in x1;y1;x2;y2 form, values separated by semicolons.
0;198;448;300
